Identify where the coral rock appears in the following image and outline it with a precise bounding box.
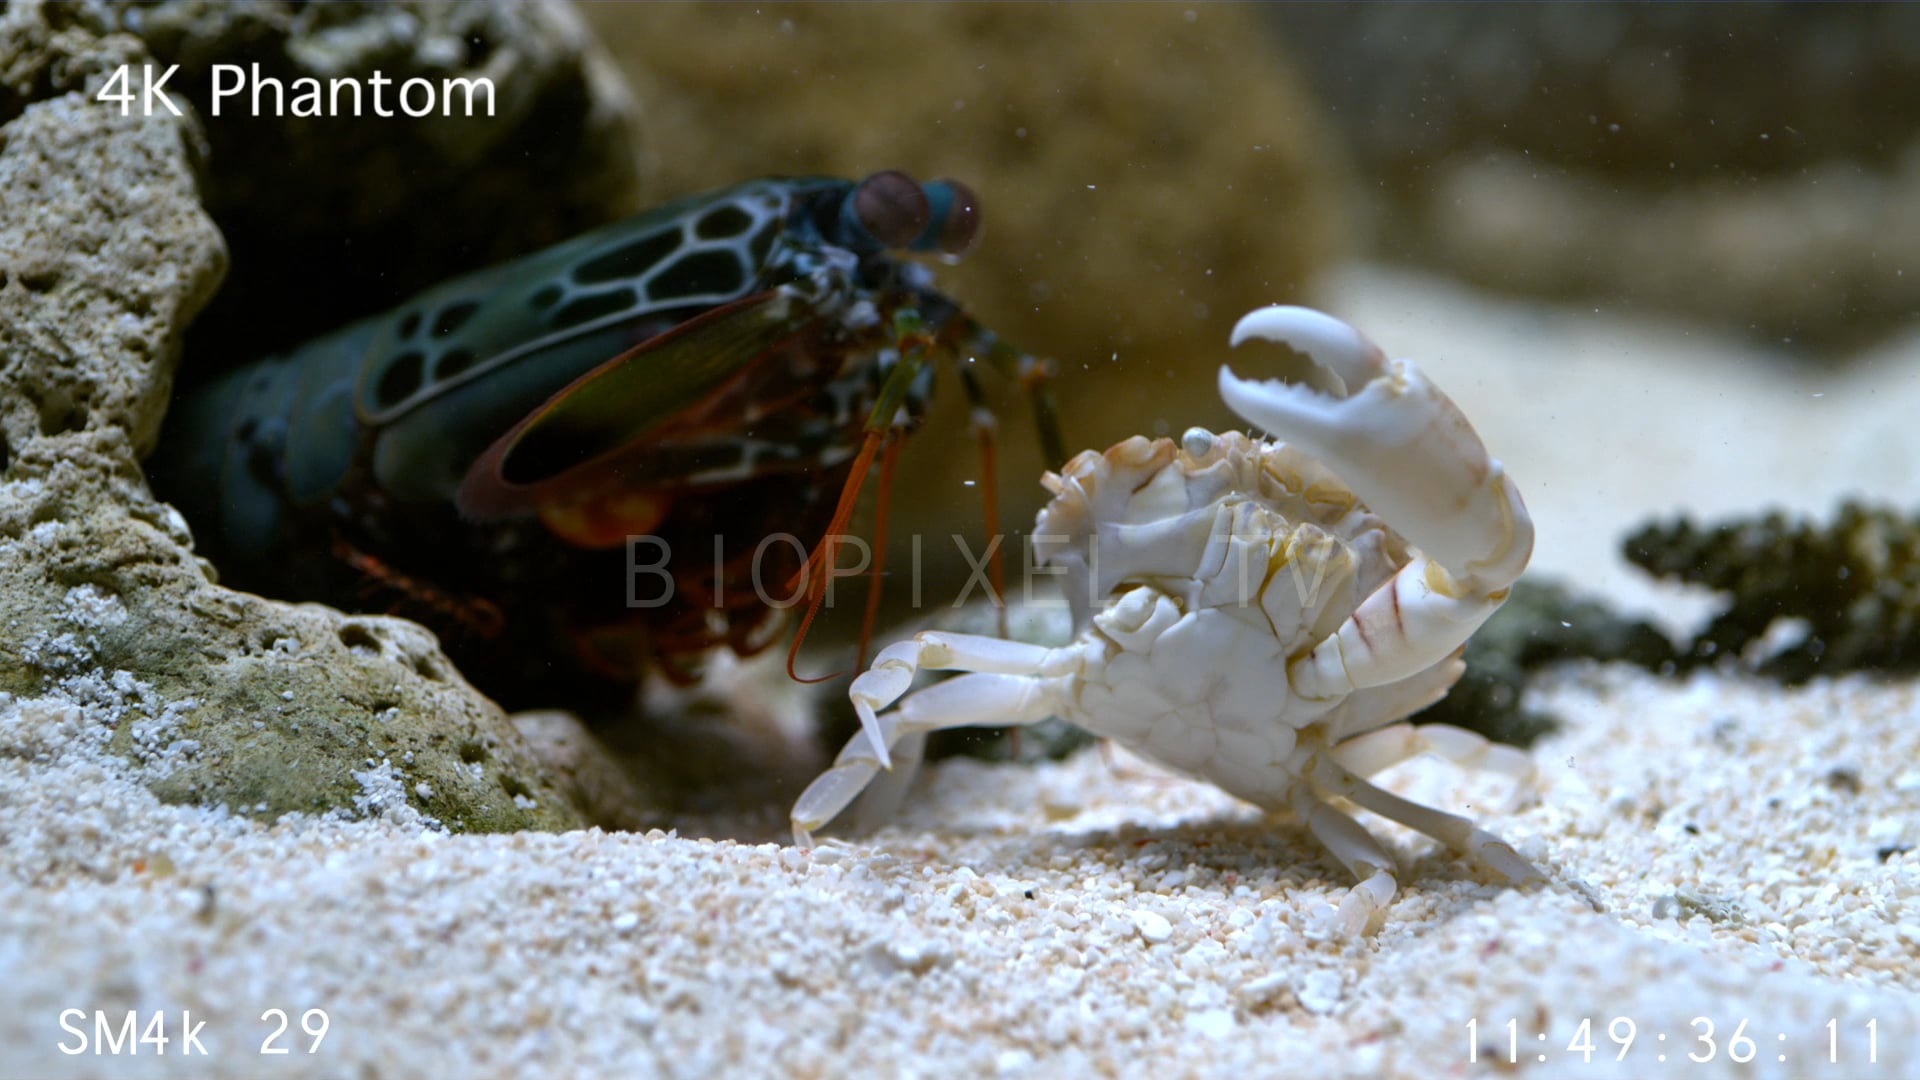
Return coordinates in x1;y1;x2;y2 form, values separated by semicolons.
1625;501;1920;683
0;2;581;831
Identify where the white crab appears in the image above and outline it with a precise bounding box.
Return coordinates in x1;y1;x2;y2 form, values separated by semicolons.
791;306;1542;930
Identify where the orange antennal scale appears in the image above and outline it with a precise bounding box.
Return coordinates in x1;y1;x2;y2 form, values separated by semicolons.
787;310;939;682
785;427;889;683
857;433;907;671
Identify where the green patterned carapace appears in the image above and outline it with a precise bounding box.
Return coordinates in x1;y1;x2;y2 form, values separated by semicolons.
153;172;1059;709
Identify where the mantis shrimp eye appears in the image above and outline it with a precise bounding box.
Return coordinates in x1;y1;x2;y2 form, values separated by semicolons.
849;170;933;250
920;178;981;257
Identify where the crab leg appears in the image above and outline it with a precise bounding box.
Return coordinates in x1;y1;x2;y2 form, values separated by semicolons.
846;730;930;835
1317;649;1465;746
1289;783;1401;933
849;632;1063;768
792;662;1072;845
1218;306;1534;699
1308;753;1543;886
1332;721;1539;808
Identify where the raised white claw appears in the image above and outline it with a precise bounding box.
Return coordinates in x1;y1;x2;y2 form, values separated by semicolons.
1219;306;1535;700
1219;306;1532;593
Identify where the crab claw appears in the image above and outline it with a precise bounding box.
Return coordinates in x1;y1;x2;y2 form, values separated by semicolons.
1218;306;1531;593
1220;306;1534;700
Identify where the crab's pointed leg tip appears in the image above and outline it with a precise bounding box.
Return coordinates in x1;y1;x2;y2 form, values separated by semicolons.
855;701;893;770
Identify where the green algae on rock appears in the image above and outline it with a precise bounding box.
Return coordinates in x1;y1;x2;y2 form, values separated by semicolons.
1625;501;1920;684
1409;578;1679;749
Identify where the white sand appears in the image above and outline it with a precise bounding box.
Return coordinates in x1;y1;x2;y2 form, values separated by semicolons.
5;268;1919;1077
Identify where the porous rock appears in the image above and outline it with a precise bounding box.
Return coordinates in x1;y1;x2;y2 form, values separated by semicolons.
0;1;581;831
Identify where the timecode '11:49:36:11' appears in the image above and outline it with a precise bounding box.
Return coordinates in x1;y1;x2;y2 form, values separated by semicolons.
1466;1017;1878;1065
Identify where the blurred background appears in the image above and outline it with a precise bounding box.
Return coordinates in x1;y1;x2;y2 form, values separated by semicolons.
578;2;1920;633
160;1;1920;640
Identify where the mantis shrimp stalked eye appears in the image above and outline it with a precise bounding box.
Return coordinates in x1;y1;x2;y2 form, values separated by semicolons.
151;172;1061;710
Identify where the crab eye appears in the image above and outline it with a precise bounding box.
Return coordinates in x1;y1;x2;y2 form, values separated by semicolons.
919;179;981;257
848;170;932;250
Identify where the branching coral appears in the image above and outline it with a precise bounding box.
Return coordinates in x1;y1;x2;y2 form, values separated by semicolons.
1624;501;1920;683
